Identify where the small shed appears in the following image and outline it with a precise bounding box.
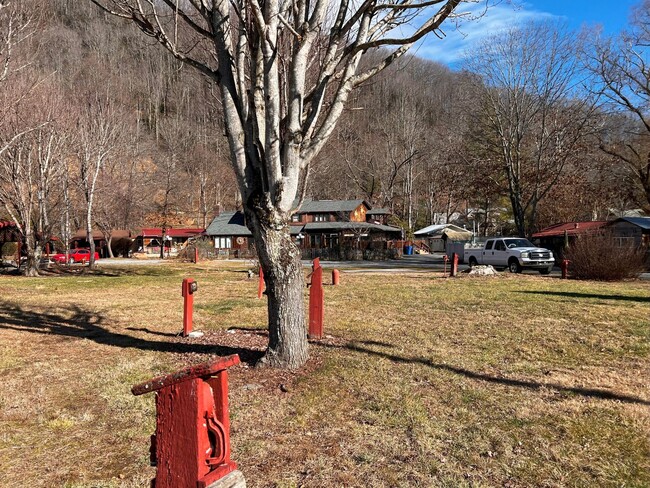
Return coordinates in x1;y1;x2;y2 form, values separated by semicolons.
606;217;650;247
414;224;473;252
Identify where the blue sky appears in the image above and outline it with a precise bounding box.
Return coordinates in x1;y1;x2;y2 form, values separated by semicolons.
415;0;640;66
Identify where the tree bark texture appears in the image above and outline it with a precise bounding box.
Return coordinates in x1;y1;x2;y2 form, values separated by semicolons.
245;196;308;369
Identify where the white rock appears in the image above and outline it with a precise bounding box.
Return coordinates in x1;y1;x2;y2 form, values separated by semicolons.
468;265;498;276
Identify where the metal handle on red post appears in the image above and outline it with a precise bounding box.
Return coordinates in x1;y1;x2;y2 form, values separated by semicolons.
132;355;241;488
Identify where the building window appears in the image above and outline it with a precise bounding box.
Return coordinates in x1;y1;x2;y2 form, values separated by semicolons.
215;237;232;249
292;214;300;222
325;234;339;249
314;213;328;222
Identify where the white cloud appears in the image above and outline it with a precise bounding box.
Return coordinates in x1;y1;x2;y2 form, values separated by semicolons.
412;1;562;66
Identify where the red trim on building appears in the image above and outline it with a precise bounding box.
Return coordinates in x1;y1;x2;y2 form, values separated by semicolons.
533;221;607;238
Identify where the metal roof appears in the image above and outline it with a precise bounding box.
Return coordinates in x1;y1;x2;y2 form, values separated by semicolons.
414;224;471;237
297;199;367;213
614;217;650;230
205;212;252;237
303;222;401;233
367;208;390;215
532;221;608;238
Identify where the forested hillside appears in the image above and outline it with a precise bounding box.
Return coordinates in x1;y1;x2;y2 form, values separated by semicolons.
1;1;648;264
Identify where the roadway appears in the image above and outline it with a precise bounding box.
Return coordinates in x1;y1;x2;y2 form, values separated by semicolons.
95;254;650;280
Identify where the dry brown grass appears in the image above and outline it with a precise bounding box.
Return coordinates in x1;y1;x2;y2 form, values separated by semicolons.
0;262;648;487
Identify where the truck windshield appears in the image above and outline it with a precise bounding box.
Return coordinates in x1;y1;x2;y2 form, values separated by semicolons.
504;238;534;248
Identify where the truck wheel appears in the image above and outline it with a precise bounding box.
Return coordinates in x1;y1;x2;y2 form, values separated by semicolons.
508;259;521;274
539;267;552;275
468;257;478;268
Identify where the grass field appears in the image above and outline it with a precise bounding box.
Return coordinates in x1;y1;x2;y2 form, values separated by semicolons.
0;261;648;487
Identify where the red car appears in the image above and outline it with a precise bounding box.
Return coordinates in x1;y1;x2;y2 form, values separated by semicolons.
51;249;100;264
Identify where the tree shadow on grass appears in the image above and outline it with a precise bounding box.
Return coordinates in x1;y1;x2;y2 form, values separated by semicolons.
0;301;263;365
317;341;650;406
125;326;179;337
519;290;650;303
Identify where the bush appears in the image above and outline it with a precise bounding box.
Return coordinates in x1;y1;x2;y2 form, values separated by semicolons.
564;234;646;281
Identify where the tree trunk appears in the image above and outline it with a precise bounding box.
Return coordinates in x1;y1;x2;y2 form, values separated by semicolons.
87;221;97;268
160;225;166;259
107;235;114;258
246;205;308;369
22;231;40;277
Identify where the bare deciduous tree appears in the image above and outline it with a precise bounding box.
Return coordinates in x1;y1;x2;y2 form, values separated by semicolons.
586;0;650;210
0;109;65;275
467;21;597;237
89;0;479;368
76;95;123;268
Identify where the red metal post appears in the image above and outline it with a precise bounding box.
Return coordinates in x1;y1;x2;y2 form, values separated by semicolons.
194;247;199;263
308;258;324;339
132;355;241;488
182;278;197;337
561;259;570;279
450;253;459;277
332;269;340;286
257;267;265;299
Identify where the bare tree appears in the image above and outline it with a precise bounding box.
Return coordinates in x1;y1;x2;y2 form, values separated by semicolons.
586;0;650;210
89;0;477;368
76;95;123;268
0;0;64;276
0;114;66;275
467;21;598;237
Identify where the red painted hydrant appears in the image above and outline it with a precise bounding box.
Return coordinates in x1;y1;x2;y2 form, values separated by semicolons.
308;258;324;339
132;355;242;488
182;278;198;337
561;259;570;279
332;269;340;286
450;253;459;277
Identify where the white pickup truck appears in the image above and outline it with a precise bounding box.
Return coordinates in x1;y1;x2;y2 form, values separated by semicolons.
464;237;555;274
